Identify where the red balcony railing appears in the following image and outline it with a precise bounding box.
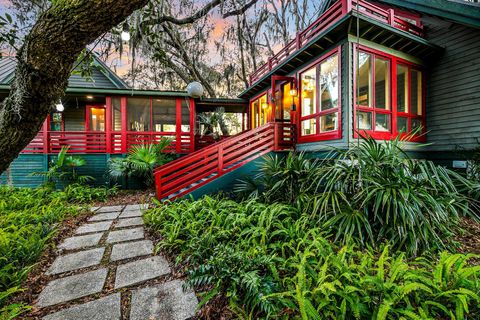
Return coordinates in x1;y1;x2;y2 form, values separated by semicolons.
248;0;424;85
22;131;194;154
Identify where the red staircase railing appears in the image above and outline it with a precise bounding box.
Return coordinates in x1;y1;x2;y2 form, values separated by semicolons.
154;122;294;200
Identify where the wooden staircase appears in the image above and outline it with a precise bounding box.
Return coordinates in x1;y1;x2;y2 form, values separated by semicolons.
154;122;294;200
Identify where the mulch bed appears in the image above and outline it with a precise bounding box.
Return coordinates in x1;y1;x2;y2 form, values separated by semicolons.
455;217;480;265
92;189;155;207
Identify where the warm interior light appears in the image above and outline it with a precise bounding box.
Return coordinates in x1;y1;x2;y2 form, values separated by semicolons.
289;87;298;97
261;102;268;109
86;95;94;99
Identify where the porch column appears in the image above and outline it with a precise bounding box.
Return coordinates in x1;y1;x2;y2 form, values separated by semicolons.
175;98;182;153
105;96;112;153
42;115;50;154
121;97;128;153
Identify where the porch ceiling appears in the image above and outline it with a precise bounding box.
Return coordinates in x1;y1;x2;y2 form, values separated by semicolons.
239;11;442;99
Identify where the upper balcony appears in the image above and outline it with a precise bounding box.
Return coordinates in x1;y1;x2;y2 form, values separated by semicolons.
246;0;432;89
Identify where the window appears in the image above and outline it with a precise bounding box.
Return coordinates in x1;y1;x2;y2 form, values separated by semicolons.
152;98;176;132
112;97;121;131
50;112;63;131
127;98;150;131
299;49;341;141
250;94;267;129
355;47;425;140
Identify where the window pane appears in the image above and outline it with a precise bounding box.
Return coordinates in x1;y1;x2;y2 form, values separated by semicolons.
301;118;316;136
357;111;372;130
320;54;339;111
301;67;316;117
251;100;258;128
181;99;191;132
375;113;390;132
397;117;408;133
357;52;372;107
411;118;422;132
410;70;422;115
281;83;292;120
397;65;408;113
320;113;338;132
127;97;150;131
259;95;268;125
153;98;176;132
375;58;390;110
89;107;105;131
112;97;121;131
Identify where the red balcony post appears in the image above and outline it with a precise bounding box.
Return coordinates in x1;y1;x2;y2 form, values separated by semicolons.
42;116;49;154
120;97;128;153
105;96;112;153
296;33;302;49
343;0;352;14
388;8;395;26
268;58;273;71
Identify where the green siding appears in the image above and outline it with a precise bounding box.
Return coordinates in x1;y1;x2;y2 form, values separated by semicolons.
0;154;47;187
64;107;85;131
423;16;480;152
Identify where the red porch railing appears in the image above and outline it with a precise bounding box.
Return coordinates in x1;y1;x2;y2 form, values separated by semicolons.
22;131;194;154
154;122;294;200
248;0;424;85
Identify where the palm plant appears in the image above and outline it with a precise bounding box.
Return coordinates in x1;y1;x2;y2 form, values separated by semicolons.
311;135;478;255
234;152;320;204
107;138;173;187
31;146;93;187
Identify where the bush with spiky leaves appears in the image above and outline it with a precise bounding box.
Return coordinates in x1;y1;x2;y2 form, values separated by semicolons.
107;138;173;187
311;136;478;256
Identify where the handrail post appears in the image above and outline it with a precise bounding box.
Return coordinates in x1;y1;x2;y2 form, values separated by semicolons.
343;0;351;14
274;123;279;151
388;8;395;26
296;33;301;49
217;145;223;175
268;58;273;71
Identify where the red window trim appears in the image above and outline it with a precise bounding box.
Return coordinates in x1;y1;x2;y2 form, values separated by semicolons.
353;45;426;143
297;46;342;143
249;91;268;129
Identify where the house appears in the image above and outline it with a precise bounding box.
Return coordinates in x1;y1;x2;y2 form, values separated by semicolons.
0;55;248;187
1;0;479;199
153;0;480;200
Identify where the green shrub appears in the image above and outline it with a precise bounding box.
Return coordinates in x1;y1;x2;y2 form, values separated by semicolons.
311;136;478;256
145;197;480;319
108;140;173;187
0;185;115;317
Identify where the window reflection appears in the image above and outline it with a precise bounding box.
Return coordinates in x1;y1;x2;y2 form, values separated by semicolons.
301;67;316;117
357;52;372;107
320;55;339;111
127;98;150;131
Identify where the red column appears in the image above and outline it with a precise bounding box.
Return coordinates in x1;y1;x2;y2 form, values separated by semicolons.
121;97;128;153
189;98;195;153
105;97;112;153
175;98;182;153
43;115;50;154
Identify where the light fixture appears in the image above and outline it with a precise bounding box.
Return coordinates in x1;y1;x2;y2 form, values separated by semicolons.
261;102;268;109
289;87;298;97
121;23;131;42
86;95;94;100
186;81;204;98
55;101;64;112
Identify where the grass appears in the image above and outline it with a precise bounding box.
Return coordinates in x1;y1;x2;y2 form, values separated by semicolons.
0;185;116;319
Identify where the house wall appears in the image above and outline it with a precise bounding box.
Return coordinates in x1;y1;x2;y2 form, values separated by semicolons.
63;107;86;131
422;16;480;153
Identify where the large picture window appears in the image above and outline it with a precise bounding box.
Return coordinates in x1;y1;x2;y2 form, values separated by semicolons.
355;46;425;141
299;48;341;142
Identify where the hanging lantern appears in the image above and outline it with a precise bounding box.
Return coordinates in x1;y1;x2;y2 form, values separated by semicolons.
186;81;204;98
55;101;64;112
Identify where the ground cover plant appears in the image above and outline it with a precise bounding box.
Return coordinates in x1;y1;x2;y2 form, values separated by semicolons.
0;185;116;319
145;197;480;319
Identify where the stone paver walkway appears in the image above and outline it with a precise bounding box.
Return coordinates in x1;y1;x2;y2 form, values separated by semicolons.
36;204;198;320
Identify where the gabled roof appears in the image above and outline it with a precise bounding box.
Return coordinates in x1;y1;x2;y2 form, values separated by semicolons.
0;54;130;90
372;0;480;28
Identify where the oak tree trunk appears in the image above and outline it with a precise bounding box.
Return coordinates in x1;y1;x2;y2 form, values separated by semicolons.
0;0;148;174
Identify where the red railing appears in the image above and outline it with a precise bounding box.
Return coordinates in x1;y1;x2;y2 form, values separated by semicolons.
249;0;424;85
154;122;294;200
22;131;193;154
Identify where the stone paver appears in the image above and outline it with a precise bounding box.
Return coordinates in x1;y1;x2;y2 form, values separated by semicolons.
95;205;124;213
114;217;144;229
58;233;103;251
90;206;100;212
47;247;105;275
110;240;153;262
75;221;113;235
124;204;149;211
37;268;108;307
88;211;121;222
106;227;144;244
43;293;121;320
130;280;198;320
119;209;143;218
114;256;170;289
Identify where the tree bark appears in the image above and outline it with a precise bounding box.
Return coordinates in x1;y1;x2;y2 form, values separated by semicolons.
0;0;149;174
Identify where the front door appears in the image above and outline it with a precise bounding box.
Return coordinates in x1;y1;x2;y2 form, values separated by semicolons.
86;105;106;132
